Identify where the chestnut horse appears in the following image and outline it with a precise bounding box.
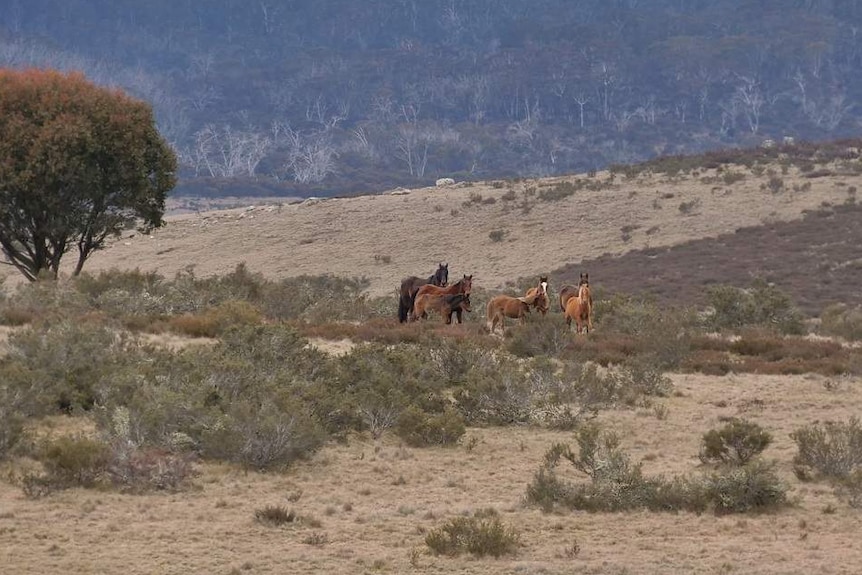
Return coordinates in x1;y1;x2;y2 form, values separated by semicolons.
398;263;448;323
486;291;541;335
411;274;473;321
559;272;591;313
524;276;550;316
413;292;472;324
564;281;593;333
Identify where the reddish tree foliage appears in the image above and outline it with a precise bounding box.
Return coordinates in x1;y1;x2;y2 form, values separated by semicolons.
0;68;177;280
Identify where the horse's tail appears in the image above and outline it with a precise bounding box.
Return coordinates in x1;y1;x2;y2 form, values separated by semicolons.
398;294;409;323
407;288;421;320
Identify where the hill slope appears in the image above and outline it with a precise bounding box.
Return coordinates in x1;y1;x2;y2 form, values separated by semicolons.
3;161;853;315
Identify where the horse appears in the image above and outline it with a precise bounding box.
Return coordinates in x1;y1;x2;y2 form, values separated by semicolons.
413;292;472;324
398;263;448;323
559;272;591;313
564;281;593;333
486;291;541;335
524;275;550;316
411;274;473;321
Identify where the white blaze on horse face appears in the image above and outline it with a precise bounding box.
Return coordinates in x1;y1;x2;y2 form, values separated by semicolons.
540;281;548;295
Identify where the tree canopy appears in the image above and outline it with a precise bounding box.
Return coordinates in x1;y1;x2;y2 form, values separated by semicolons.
0;68;177;280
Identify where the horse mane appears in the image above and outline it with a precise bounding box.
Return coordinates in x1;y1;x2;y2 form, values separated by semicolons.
520;291;541;305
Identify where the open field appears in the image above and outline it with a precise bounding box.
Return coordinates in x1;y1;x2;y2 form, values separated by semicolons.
2;372;862;575
2;162;857;309
3;153;862;574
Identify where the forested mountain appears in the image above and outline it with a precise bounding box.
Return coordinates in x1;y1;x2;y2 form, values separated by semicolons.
2;0;861;197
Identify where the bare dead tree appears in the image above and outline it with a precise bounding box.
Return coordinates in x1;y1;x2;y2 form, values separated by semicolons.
573;92;590;128
184;125;271;178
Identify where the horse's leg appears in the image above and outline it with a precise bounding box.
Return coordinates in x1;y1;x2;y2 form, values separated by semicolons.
455;308;463;324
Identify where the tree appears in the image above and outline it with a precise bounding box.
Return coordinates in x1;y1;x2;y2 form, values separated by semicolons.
0;69;177;280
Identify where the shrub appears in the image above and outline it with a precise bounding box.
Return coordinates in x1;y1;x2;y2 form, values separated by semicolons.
526;424;785;515
537;182;576;202
395;407;465;447
106;443;197;493
791;418;862;480
3;321;148;414
705;460;787;514
255;505;297;527
0;400;23;460
820;303;862;341
200;400;326;470
425;514;520;558
706;280;804;335
488;229;508;242
700;418;772;466
454;357;533;425
23;436;110;496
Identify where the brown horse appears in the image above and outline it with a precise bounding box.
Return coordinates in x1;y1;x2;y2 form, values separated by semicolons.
559;272;591;313
524;276;550;316
564;281;593;333
486;292;541;335
398;263;448;323
413;292;472;324
411;274;473;321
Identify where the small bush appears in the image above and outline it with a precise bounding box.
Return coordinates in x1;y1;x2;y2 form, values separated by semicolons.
791;418;862;480
106;444;197;493
425;514;520;558
0;404;23;460
705;460;787;514
395;407;465;447
820;303;862;341
255;505;297;526
488;229;508;243
700;418;772;466
23;436;110;496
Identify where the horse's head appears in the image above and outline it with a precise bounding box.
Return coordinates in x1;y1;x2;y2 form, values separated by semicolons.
579;272;589;287
539;275;549;295
460;274;473;295
433;262;449;286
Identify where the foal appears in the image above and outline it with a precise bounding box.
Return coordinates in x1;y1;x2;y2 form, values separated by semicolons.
486;292;541;335
413;292;472;324
411;274;472;321
524;276;550;316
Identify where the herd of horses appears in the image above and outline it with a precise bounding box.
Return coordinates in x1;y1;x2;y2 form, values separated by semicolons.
397;263;593;334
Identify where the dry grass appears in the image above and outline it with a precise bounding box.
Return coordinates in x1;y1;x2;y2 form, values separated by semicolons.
3;164;862;574
2;372;862;574
1;164;854;302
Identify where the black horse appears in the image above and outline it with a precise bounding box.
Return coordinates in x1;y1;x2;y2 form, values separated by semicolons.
398;263;448;323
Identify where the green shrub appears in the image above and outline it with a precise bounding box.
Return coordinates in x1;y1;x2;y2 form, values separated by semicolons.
454;357;533;425
791;418;862;480
395;407;465;447
200;399;326;470
425;514;521;558
526;424;785;515
0;399;24;460
23;435;110;496
706;280;804;334
705;460;787;514
700;418;772;466
3;321;148;414
820;303;862;341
